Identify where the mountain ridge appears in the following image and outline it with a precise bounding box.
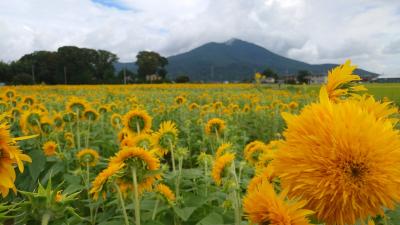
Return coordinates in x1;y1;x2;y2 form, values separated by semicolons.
114;38;378;81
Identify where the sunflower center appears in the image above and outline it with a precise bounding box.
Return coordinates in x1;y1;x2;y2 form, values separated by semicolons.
343;161;368;181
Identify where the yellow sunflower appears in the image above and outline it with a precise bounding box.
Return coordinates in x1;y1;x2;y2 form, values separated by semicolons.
243;181;313;225
0;116;33;197
90;163;124;200
205;118;226;136
174;96;186;105
123;109;152;134
19;109;43;134
109;147;161;193
111;113;122;128
215;142;232;158
155;183;176;202
66;97;89;117
52;113;64;130
76;148;100;167
83;108;99;121
244;141;268;164
211;153;235;186
153;121;178;155
272;87;400;225
324;60;366;102
43;141;57;156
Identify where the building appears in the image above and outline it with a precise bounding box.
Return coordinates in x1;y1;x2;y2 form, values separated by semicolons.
145;74;162;82
306;75;327;84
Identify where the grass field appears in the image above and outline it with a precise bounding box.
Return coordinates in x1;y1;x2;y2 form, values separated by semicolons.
0;81;399;225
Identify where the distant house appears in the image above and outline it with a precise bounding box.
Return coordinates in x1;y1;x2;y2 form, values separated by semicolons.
306;75;327;84
145;74;162;82
372;76;400;83
261;77;275;84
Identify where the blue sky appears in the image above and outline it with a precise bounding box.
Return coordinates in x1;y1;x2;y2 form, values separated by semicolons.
0;0;399;76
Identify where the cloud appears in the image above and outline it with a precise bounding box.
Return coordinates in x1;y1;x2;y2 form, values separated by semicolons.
0;0;399;76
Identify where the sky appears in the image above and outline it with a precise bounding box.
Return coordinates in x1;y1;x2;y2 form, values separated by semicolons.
0;0;399;76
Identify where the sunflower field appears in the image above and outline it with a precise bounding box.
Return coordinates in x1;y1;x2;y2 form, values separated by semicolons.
0;60;399;225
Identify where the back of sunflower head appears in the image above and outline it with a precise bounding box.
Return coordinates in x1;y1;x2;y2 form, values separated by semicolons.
322;60;367;102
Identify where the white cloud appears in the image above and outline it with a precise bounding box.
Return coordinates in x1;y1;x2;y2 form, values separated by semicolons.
0;0;399;76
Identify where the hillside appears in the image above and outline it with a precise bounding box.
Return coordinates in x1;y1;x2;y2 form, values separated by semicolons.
115;38;378;81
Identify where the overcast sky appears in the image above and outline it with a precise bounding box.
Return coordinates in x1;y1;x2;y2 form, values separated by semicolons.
0;0;399;76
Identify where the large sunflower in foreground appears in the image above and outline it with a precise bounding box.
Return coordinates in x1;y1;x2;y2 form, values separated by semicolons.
0;116;33;197
272;87;400;225
243;181;313;225
211;152;235;186
123;109;152;134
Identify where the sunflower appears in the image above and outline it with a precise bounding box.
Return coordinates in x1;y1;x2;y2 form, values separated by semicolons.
53;113;64;130
0;116;32;197
131;133;155;150
62;111;77;123
109;147;161;193
83;108;99;121
90;163;124;200
23;95;35;105
76;148;100;167
43;141;57;156
324;60;366;102
111;113;122;128
215;142;232;158
211;153;235;186
174;96;186;105
153;121;178;155
247;165;275;192
98;105;109;114
188;103;199;111
123;109;152;134
40;116;53;134
205;118;226;136
272;87;400;225
19;109;43;134
244;140;268;164
156;183;175;203
243;181;313;225
66;97;89;117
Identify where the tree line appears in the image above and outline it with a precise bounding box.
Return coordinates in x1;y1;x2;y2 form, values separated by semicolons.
0;47;169;85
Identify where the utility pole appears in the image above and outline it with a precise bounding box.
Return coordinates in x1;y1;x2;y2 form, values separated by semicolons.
64;66;67;84
31;64;36;84
123;66;126;84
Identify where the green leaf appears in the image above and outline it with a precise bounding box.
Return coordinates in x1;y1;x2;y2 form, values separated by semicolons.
173;206;197;221
28;150;46;181
196;212;223;225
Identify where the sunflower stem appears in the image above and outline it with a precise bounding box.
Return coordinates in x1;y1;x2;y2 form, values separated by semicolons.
86;163;94;224
230;162;241;225
85;118;91;148
114;183;130;225
76;109;81;150
41;213;51;225
131;167;141;225
152;198;160;220
204;160;208;197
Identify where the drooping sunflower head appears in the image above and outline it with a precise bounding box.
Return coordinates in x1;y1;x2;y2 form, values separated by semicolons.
131;133;155;150
66;97;89;116
153;121;178;152
43;141;58;157
109;147;161;193
20;109;43;133
62;111;77;123
111;113;122;128
215;142;233;158
40;116;53;134
98;105;109;114
23;95;35;105
53;113;64;130
272;87;400;225
324;60;366;102
0;101;8;112
123;109;152;134
90;163;124;200
174;95;186;105
205;118;226;136
244;141;268;165
77;148;100;167
155;183;176;203
83;108;99;121
211;152;235;186
3;88;16;99
243;181;313;225
188;103;199;111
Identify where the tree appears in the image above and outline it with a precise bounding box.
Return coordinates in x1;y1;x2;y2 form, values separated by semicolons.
0;61;12;83
135;51;168;81
261;67;278;81
297;70;311;84
175;75;190;83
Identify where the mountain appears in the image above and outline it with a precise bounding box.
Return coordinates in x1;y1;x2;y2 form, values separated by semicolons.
114;38;378;81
